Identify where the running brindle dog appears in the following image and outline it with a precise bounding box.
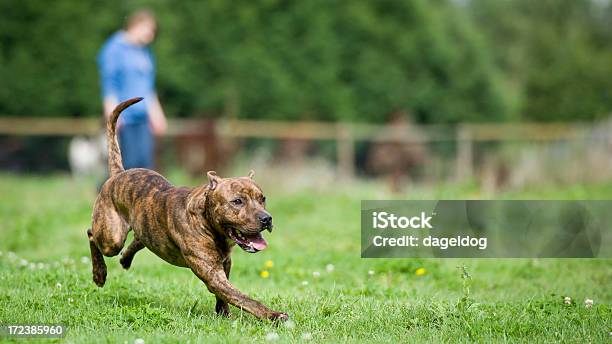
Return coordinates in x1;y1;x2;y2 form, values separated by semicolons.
87;97;288;321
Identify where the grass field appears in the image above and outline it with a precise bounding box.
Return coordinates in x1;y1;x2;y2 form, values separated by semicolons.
0;173;610;343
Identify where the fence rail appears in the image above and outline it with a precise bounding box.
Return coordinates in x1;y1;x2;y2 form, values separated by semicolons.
0;116;603;179
0;116;593;139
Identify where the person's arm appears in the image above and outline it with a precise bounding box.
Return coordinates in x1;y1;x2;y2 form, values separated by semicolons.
147;93;167;135
98;44;121;121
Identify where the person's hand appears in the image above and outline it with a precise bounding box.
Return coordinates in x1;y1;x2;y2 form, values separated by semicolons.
147;94;167;136
150;117;167;136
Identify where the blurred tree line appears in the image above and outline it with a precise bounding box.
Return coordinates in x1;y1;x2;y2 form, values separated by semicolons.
0;0;611;123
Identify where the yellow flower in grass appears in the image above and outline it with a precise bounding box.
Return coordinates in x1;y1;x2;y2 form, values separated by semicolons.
415;267;427;276
265;260;274;268
260;270;270;278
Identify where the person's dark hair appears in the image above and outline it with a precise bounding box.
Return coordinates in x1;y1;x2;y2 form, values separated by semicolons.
125;9;156;29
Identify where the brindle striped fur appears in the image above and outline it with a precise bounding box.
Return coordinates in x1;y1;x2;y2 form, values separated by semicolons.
87;98;287;321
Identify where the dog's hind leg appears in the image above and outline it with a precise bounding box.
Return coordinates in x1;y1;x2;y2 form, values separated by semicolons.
91;197;130;257
120;238;144;270
87;228;107;287
89;196;130;287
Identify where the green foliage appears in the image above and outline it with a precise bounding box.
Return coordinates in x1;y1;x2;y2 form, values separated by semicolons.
0;0;509;123
0;1;120;116
4;0;612;123
469;0;612;122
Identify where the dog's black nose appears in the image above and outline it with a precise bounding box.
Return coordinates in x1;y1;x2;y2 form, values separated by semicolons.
259;214;272;226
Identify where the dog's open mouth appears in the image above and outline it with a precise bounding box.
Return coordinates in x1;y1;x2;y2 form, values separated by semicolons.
228;228;268;253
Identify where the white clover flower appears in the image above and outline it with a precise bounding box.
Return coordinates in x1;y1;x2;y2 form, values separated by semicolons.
134;339;145;344
37;262;45;270
302;333;313;340
325;264;334;273
56;283;62;289
301;281;309;286
585;299;593;308
564;296;571;305
368;270;375;276
28;263;36;270
312;271;320;278
265;332;279;341
81;256;90;264
68;298;74;304
283;320;296;329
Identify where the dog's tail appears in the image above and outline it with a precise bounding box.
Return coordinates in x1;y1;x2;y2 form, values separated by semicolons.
107;97;144;176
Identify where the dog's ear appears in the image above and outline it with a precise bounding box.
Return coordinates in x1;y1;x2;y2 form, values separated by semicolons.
207;171;221;190
248;170;255;179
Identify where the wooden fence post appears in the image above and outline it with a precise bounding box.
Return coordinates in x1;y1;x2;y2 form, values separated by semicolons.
456;125;473;180
336;124;355;180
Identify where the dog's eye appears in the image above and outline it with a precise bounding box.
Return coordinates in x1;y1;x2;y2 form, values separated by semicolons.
261;196;266;203
231;198;243;206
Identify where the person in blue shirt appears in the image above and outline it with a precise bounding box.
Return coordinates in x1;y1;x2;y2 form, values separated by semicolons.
97;9;167;170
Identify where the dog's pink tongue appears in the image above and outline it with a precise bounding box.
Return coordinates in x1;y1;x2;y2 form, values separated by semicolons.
250;235;268;251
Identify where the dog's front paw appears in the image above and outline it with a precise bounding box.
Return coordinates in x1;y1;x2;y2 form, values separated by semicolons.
215;300;230;317
268;311;289;322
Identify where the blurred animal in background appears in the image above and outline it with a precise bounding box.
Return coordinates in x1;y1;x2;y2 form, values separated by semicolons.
174;119;237;177
479;153;511;195
365;111;428;193
68;134;106;177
